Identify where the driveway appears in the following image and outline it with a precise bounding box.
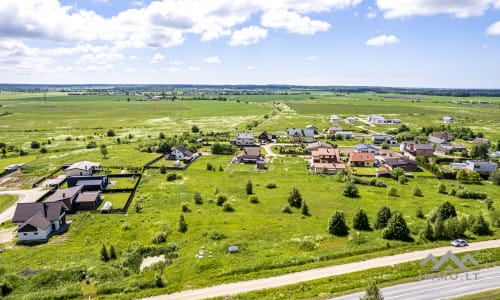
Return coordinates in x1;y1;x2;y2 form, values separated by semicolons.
142;239;500;300
0;188;48;224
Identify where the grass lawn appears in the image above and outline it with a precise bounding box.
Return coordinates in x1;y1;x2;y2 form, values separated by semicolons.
0;194;18;214
352;167;376;176
107;176;140;190
99;192;131;209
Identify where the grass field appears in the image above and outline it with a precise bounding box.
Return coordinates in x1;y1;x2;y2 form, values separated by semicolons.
0;194;18;214
0;92;499;299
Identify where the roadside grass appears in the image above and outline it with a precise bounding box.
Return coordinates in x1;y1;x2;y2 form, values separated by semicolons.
0;194;18;213
449;288;500;300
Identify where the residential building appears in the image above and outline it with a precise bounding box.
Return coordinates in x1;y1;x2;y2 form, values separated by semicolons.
349;152;375;167
74;192;102;210
428;131;454;144
465;160;498;173
169;146;194;161
306;141;333;152
330;115;341;123
306;125;318;134
287;128;315;143
232;133;255;147
435;144;467;155
372;134;397;145
12;202;68;242
235;147;261;163
312;163;347;175
443;116;455;123
354;144;379;154
344;117;357;123
67;175;108;191
327;127;343;135
336;131;353;139
257;131;275;144
400;141;434;157
311;148;341;163
473;138;491;146
46;185;83;211
383;157;419;171
64;161;100;176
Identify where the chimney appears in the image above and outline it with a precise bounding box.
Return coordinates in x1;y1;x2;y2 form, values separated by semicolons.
63;193;66;198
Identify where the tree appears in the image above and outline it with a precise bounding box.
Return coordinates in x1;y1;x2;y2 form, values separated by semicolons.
457;169;469;183
178;214;188;233
246;180;253;195
413;186;423;197
489;171;500;185
398;175;408;184
391;167;405;180
328;211;349;236
287;187;303;208
193;191;203;205
470;143;489;159
159;132;165;139
468;171;482;184
415;207;425;219
353;209;371;231
387;187;398;197
100;244;109;262
446;217;466;239
433;217;448;240
437;201;457;220
30;141;40;149
301;201;310;216
374;206;392;230
160;165;167;174
423;221;434;241
107;129;116;137
438;183;447;194
382;212;411;241
360;281;384;300
471;214;492;235
191;125;200;133
1;147;6;158
100;144;108;158
343;181;359;198
381;142;390;150
109;245;117;259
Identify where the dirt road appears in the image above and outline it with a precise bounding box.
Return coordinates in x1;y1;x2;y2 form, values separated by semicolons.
143;239;500;300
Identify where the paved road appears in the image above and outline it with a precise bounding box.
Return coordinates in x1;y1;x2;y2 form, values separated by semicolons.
261;143;285;157
0;188;48;223
142;240;500;300
332;266;500;300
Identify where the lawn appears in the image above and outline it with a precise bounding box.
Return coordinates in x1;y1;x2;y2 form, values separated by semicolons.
0;194;18;214
98;192;131;209
107;176;140;190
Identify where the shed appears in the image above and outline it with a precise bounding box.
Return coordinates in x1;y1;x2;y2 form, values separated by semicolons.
228;245;239;253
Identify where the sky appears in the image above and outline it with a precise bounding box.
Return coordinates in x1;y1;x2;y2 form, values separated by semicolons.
1;0;500;88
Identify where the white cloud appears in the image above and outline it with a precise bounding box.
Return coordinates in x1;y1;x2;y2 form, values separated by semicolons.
131;1;144;7
305;55;319;61
169;60;184;65
150;53;165;63
229;26;268;46
246;65;255;70
366;11;377;18
366;34;400;46
129;55;139;60
204;56;220;64
261;9;331;34
188;66;200;72
376;0;500;18
486;21;500;35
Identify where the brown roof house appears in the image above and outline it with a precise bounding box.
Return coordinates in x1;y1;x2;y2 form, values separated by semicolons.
307;141;334;153
311;148;346;174
383;157;419;172
400;141;434;157
235;147;261;163
12;202;68;242
312;163;347;175
473;138;490;146
349;152;375;167
46;185;83;211
74;192;102;210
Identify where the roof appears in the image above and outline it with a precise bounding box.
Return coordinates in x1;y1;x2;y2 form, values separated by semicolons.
243;147;260;156
430;131;454;139
349;152;375;162
18;211;51;231
287;128;315;137
307;141;333;150
313;163;347;170
311;148;340;157
414;144;434;150
76;179;105;186
355;144;378;151
13;201;66;224
65;160;100;171
47;185;83;202
384;157;417;167
172;145;193;157
473;137;490;144
75;192;101;203
237;132;254;139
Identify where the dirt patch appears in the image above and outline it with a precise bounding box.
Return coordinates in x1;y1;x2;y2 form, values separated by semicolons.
140;255;165;271
0;228;15;244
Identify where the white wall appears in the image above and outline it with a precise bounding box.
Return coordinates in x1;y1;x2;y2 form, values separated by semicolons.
18;227;51;241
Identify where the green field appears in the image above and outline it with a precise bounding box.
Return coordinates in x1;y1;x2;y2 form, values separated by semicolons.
0;92;499;299
0;194;18;214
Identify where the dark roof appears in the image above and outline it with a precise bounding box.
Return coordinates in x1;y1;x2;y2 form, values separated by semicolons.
76;180;104;186
13;201;66;224
18;211;51;231
243;147;260;156
172;146;193;157
47;185;82;202
75;192;101;203
384;157;417;167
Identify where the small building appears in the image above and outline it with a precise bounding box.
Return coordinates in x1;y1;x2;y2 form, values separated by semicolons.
311;148;341;163
400;141;434;157
491;151;500;159
256;159;267;170
367;115;386;123
46;185;83;211
435;144;467;155
327;127;343;135
287;128;315;143
12;202;68;242
306;125;318;134
349;152;375;167
312;163;347;175
169;146;194;162
307;141;333;152
354;144;379;154
232;133;255;147
336;131;353;139
372;134;397;145
428;131;454;144
344;117;357;123
450;162;467;170
465;160;498;174
443;116;455;123
64;161;100;177
330;115;341;123
41;175;67;188
383;157;419;172
473;138;490;146
257;131;275;144
236;147;261;163
74;192;102;210
67;175;108;191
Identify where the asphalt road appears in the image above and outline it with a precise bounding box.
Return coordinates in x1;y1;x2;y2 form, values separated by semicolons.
142;239;500;300
331;266;500;300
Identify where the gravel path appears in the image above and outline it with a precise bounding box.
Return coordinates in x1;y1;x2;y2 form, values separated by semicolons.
142;239;500;300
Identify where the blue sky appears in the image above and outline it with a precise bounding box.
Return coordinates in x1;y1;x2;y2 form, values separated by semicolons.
1;0;499;88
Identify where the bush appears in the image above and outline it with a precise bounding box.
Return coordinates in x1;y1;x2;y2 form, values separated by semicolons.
101;244;109;262
489;171;500;185
282;205;292;214
181;204;191;213
193;191;203;205
413;186;423;197
206;163;213;171
415;207;425;219
209;231;226;240
342;182;359;198
109;245;117;259
301;201;310;216
438;183;447;194
40;147;48;153
107;129;116;137
387;187;398;197
437;201;457;220
374;206;392;230
246;180;253;195
166;173;180;181
266;182;277;189
471;215;492;235
398;175;408;184
160;165;167;174
433;217;448;240
353;209;371;231
383;212;411;241
152;231;167;244
391;167;405;180
216;194;227;206
222;203;235;212
456;188;487;199
287;187;303;208
0;279;13;296
211;143;237;155
328;211;349;236
249;195;259;204
30;141;40;149
178;214;188;233
86;141;98;149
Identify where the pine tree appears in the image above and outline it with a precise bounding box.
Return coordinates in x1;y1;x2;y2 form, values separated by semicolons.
301;201;310;216
360;281;384;300
109;245;117;260
343;182;359;197
437;201;457;220
178;214;188;233
415;207;425;219
353;209;371;231
446;217;466;239
328;211;349;236
413;186;423;197
471;214;492;236
100;244;109;262
423;221;434;241
246;180;253;195
433;216;447;240
374;206;392;230
193;191;203;205
287;187;303;208
438;183;447;194
382;212;410;241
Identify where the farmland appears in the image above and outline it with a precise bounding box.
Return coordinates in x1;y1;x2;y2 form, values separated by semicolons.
0;91;499;299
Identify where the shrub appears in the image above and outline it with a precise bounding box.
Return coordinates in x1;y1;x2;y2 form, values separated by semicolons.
383;212;411;241
206;163;213;171
40;147;48;153
30;141;40;149
191;125;200;133
353;209;371;231
398;175;408;184
433;217;448;240
413;186;423;197
166;173;180;181
193;191;203;205
216;194;227;206
101;244;109;262
266;182;277;189
415;207;425;219
249;195;259;204
360;281;383;300
422;221;434;241
246;180;253;195
159;165;167;174
0;279;13;297
485;198;494;211
152;231;167;244
391;167;405;180
489;171;500;185
446;217;466;239
223;203;235;212
456;189;487;199
86;141;97;149
287;187;303;208
342;182;359;198
209;231;226;240
438;183;447;194
301;201;310;216
181;204;191;213
328;211;349;236
107;129;116;137
471;215;492;235
282;205;292;214
437;201;457;220
211;143;237;155
387;187;398;197
374;206;392;230
178;214;188;233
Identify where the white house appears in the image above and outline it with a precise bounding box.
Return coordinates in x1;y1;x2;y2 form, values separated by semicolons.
443;116;455;123
367;115;387;123
169;146;194;161
233;133;255;147
12;202;68;242
344;117;357;123
465;160;498;173
330;115;341;123
336;131;353;139
372;134;397;145
64;161;100;176
355;144;379;154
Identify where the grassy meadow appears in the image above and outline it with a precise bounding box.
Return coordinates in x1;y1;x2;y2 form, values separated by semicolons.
0;92;499;299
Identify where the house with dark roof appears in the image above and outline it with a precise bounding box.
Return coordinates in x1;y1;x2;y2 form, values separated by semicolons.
307;141;333;152
74;192;102;210
435;144;467;155
235;147;261;163
287;128;315;143
169;146;194;162
400;141;434;157
46;185;83;211
428;131;454;144
12;202;68;242
257;131;275;144
372;134;397;145
349;152;375;167
354;144;379;154
67;175;108;191
383;157;419;172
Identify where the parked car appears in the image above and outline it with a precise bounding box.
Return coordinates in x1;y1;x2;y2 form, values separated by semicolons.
451;239;468;247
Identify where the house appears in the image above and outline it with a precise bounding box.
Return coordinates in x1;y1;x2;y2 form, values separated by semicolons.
312;163;347;175
473;138;490;146
287;128;315;143
74;192;102;210
400;141;434;157
372;134;397;145
169;146;194;161
256;159;267;169
64;161;100;176
336;131;353;139
306;125;318;134
367;115;386;123
307;141;333;152
490;151;500;158
12;202;68;242
41;175;67;188
258;131;275;144
349;152;375;167
236;147;261;163
327;127;343;135
443;116;455;123
428;131;454;144
435;144;467;155
354;144;379;154
451;162;467;170
46;185;83;211
383;157;419;172
311;148;341;163
344;117;357;123
465;160;498;173
67;175;108;191
232;133;255;147
330;115;341;123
